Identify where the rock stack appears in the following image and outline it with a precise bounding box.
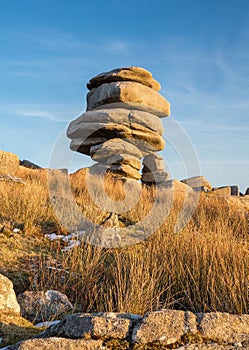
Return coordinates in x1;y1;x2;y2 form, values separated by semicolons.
67;66;170;183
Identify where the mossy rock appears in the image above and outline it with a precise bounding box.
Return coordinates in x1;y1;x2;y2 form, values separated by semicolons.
0;314;44;347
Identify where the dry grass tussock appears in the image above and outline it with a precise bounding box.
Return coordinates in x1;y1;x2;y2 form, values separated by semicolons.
0;167;248;316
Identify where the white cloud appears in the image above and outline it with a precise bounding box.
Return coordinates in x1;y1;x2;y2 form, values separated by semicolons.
1;104;84;123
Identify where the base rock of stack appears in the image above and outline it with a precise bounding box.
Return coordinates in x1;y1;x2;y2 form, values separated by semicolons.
87;66;161;91
86;81;170;118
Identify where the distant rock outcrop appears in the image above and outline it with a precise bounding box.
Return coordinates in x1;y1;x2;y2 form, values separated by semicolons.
0;150;19;175
67;66;170;183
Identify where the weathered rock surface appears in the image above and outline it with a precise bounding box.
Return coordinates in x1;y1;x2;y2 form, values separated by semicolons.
0;274;20;316
230;185;239;196
90;163;141;180
19;160;41;170
70;136;108;155
132;310;197;344
17;290;73;323
197;312;249;344
86;81;170;117
38;313;131;340
160;179;193;193
68;122;164;153
210;186;232;196
141;170;169;184
5;338;105;350
142;152;165;172
0;150;19;175
67;107;164;136
90;139;142;161
5;310;249;349
87;66;161;91
175;344;249;349
181;176;212;191
104;154;141;170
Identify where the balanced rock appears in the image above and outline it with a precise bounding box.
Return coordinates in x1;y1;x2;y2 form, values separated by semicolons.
67;66;171;184
86;81;170;118
90;163;141;180
90;139;143;161
87;66;161;91
67;108;164;135
68;120;164;154
70;136;108;155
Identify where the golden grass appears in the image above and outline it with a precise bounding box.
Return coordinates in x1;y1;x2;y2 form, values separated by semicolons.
0;166;248;315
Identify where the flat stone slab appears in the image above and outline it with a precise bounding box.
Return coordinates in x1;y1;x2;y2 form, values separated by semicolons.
99;154;141;170
90;163;141;180
90;138;143;160
67;108;164;136
87;66;161;91
86;81;170;117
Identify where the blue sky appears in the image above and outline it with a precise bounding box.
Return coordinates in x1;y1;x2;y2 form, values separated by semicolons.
0;0;248;191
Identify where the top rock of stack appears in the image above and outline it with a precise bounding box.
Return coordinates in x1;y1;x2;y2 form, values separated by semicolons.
87;66;161;91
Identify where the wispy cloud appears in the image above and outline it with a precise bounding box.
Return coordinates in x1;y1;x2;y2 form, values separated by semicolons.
1;104;83;123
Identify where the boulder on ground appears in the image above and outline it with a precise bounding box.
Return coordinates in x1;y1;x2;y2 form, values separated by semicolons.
86;81;170;118
181;176;212;191
5;338;105;350
0;273;20;316
197;312;249;344
210;186;231;196
245;188;249;195
17;290;73;323
87;66;161;91
38;313;131;340
159;179;193;193
131;310;197;344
